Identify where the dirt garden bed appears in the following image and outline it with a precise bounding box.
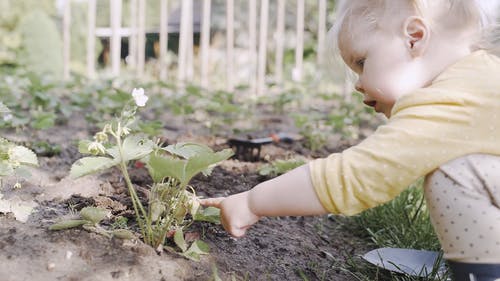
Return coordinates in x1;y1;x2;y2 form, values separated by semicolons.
0;103;378;281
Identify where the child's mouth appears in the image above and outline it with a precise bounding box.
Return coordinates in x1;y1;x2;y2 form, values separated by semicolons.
363;100;377;108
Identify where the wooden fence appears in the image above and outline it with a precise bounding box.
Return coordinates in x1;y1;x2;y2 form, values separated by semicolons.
62;0;331;95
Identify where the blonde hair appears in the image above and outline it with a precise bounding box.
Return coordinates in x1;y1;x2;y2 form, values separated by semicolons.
329;0;500;55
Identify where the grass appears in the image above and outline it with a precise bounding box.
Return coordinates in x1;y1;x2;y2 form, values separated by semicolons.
335;180;452;281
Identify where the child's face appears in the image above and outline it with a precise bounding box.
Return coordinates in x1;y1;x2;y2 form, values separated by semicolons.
339;23;429;117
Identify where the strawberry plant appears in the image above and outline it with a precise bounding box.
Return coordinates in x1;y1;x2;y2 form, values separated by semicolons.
53;89;232;259
292;112;329;151
258;158;306;178
0;102;38;185
145;141;233;251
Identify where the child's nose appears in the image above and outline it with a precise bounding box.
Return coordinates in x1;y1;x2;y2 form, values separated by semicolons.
355;81;365;93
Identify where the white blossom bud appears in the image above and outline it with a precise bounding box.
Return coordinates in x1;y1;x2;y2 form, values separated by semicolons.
94;132;108;143
88;141;106;155
121;127;131;136
132;88;148;107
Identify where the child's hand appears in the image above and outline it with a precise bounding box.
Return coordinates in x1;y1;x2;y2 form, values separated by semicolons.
200;191;260;238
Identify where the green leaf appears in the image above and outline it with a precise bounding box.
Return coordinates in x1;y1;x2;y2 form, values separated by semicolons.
163;142;214;159
182;240;210;261
150;201;166;222
111;229;136;239
258;159;306;177
14;166;32;178
0;162;14;177
31;111;56;130
80;207;109;224
173;228;187;252
10;146;38;166
78;139;92;154
194;207;221;224
147;153;186;183
49;219;88;230
0;102;10;113
138;120;163;136
148;144;232;185
11;116;30;127
69;156;118;178
173;204;188;222
107;135;154;162
183;149;233;185
258;164;273;176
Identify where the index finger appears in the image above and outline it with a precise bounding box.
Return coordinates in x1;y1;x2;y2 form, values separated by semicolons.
199;197;225;208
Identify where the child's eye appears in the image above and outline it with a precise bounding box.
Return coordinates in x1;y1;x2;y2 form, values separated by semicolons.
355;58;365;69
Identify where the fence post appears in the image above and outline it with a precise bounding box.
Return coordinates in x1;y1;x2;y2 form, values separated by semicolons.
225;0;234;92
200;0;212;89
317;0;327;67
293;0;304;82
177;0;193;82
248;1;257;96
257;0;269;96
110;0;122;77
86;0;96;78
274;0;285;84
128;0;137;69
159;0;169;80
186;1;194;80
63;0;71;80
137;0;146;77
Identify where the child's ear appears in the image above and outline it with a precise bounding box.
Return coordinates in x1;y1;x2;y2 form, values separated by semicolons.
403;16;429;57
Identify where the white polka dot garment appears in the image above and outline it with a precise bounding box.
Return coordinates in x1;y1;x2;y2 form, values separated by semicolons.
425;154;500;263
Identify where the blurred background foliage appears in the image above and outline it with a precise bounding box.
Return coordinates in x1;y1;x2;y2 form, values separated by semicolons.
1;0;340;84
0;0;57;67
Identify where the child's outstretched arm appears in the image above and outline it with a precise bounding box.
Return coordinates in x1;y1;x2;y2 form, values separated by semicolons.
200;164;328;237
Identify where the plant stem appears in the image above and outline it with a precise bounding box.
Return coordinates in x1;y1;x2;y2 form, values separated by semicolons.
115;130;151;244
120;161;148;239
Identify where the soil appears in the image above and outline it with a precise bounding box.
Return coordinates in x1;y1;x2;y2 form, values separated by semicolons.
0;107;379;281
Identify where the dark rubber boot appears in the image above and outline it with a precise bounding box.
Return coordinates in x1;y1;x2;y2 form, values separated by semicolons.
448;261;500;281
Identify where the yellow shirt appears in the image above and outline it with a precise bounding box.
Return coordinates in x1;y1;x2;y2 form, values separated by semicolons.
309;51;500;215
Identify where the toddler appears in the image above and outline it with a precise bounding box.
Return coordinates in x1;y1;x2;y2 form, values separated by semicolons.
202;1;500;280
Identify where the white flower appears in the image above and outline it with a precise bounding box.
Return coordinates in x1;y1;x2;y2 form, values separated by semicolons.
5;76;14;85
88;141;106;155
3;113;13;122
94;132;108;143
120;126;131;136
132;88;148;107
